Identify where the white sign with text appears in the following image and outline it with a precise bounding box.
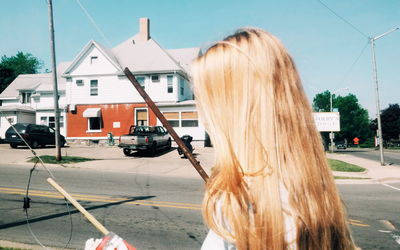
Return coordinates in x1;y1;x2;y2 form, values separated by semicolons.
313;112;340;132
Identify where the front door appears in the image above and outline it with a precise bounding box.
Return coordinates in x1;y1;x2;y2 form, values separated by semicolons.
135;108;148;126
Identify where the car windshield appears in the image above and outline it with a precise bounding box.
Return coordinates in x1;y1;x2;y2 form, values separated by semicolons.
132;126;157;135
8;124;28;133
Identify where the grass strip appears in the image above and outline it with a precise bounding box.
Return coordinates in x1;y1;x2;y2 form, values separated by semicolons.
334;176;370;180
0;248;28;250
328;159;365;172
27;155;97;164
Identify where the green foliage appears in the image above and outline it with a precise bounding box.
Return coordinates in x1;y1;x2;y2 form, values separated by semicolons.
28;155;96;164
381;104;400;141
327;159;365;172
312;90;330;112
0;52;43;93
313;91;374;144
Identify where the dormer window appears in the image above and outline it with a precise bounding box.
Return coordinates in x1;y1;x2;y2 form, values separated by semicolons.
90;56;98;64
21;92;32;104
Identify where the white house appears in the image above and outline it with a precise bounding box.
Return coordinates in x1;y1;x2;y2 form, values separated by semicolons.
63;18;204;141
0;18;206;142
0;62;70;139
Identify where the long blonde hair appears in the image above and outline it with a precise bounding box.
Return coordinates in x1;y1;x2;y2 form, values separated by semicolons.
192;28;355;250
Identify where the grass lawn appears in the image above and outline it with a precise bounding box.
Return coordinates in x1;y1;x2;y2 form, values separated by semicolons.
27;155;97;164
327;159;365;172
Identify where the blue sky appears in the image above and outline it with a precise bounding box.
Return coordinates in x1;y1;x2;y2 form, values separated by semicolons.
1;0;399;118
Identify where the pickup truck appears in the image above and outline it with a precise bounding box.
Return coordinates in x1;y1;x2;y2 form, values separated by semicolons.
118;125;171;156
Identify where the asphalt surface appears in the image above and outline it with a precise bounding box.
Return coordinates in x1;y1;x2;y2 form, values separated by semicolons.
0;143;400;249
338;148;400;166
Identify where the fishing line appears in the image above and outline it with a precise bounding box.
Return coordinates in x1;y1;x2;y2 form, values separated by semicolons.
0;110;73;249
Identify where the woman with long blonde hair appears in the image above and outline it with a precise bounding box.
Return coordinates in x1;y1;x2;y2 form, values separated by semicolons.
192;28;356;250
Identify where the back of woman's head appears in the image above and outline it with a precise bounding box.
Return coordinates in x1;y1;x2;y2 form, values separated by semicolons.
192;28;355;250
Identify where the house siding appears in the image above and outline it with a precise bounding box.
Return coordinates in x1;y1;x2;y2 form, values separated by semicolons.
67;103;157;138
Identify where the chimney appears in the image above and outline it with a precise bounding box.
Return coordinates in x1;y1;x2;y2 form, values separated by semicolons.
138;17;150;42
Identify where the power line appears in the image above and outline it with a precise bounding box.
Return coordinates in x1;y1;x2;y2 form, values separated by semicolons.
338;40;369;87
75;0;112;47
316;0;369;39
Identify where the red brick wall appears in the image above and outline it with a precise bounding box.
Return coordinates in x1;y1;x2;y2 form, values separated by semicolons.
67;103;157;138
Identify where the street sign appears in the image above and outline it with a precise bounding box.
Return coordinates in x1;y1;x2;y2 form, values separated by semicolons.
313;112;340;132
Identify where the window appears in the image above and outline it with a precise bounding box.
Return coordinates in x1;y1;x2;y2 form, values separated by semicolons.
151;75;159;82
181;111;198;127
179;78;185;96
88;117;101;131
90;56;98;64
167;75;173;93
90;80;98;96
21;92;32;104
135;109;148;126
49;116;55;128
40;116;64;128
40;117;47;125
76;79;84;86
136;76;145;89
163;112;179;127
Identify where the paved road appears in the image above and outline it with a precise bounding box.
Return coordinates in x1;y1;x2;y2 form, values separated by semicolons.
0;164;399;249
0;164;206;250
337;148;400;166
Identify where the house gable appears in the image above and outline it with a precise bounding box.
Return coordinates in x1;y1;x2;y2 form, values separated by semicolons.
63;41;122;76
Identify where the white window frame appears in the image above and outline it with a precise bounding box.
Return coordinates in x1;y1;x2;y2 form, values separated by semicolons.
181;111;199;127
135;108;149;126
179;78;185;96
90;80;98;96
151;75;160;82
21;92;32;104
87;117;102;132
40;115;64;128
76;79;84;86
163;111;180;127
167;75;173;93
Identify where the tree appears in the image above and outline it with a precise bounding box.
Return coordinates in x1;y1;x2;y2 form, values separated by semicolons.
312;90;331;112
0;52;43;94
380;104;400;141
313;91;373;144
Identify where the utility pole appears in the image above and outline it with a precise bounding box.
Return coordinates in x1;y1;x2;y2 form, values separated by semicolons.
329;88;348;153
48;0;62;161
370;27;399;166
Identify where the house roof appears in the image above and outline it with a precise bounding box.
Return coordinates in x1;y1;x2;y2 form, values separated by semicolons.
166;47;200;73
112;34;180;73
0;62;71;99
0;104;36;113
63;40;122;75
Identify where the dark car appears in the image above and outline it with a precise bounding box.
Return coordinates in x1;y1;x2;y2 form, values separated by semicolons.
5;123;66;149
336;142;347;150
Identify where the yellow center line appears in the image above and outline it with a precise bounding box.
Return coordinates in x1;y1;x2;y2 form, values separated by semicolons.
0;187;201;210
1;188;374;218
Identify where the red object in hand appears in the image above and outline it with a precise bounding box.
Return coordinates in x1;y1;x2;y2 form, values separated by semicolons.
85;232;136;250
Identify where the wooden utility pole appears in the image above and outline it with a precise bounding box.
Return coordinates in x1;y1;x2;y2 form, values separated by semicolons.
48;0;62;161
124;68;209;182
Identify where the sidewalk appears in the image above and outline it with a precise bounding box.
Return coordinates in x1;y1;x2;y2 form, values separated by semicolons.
1;144;399;184
327;152;400;184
